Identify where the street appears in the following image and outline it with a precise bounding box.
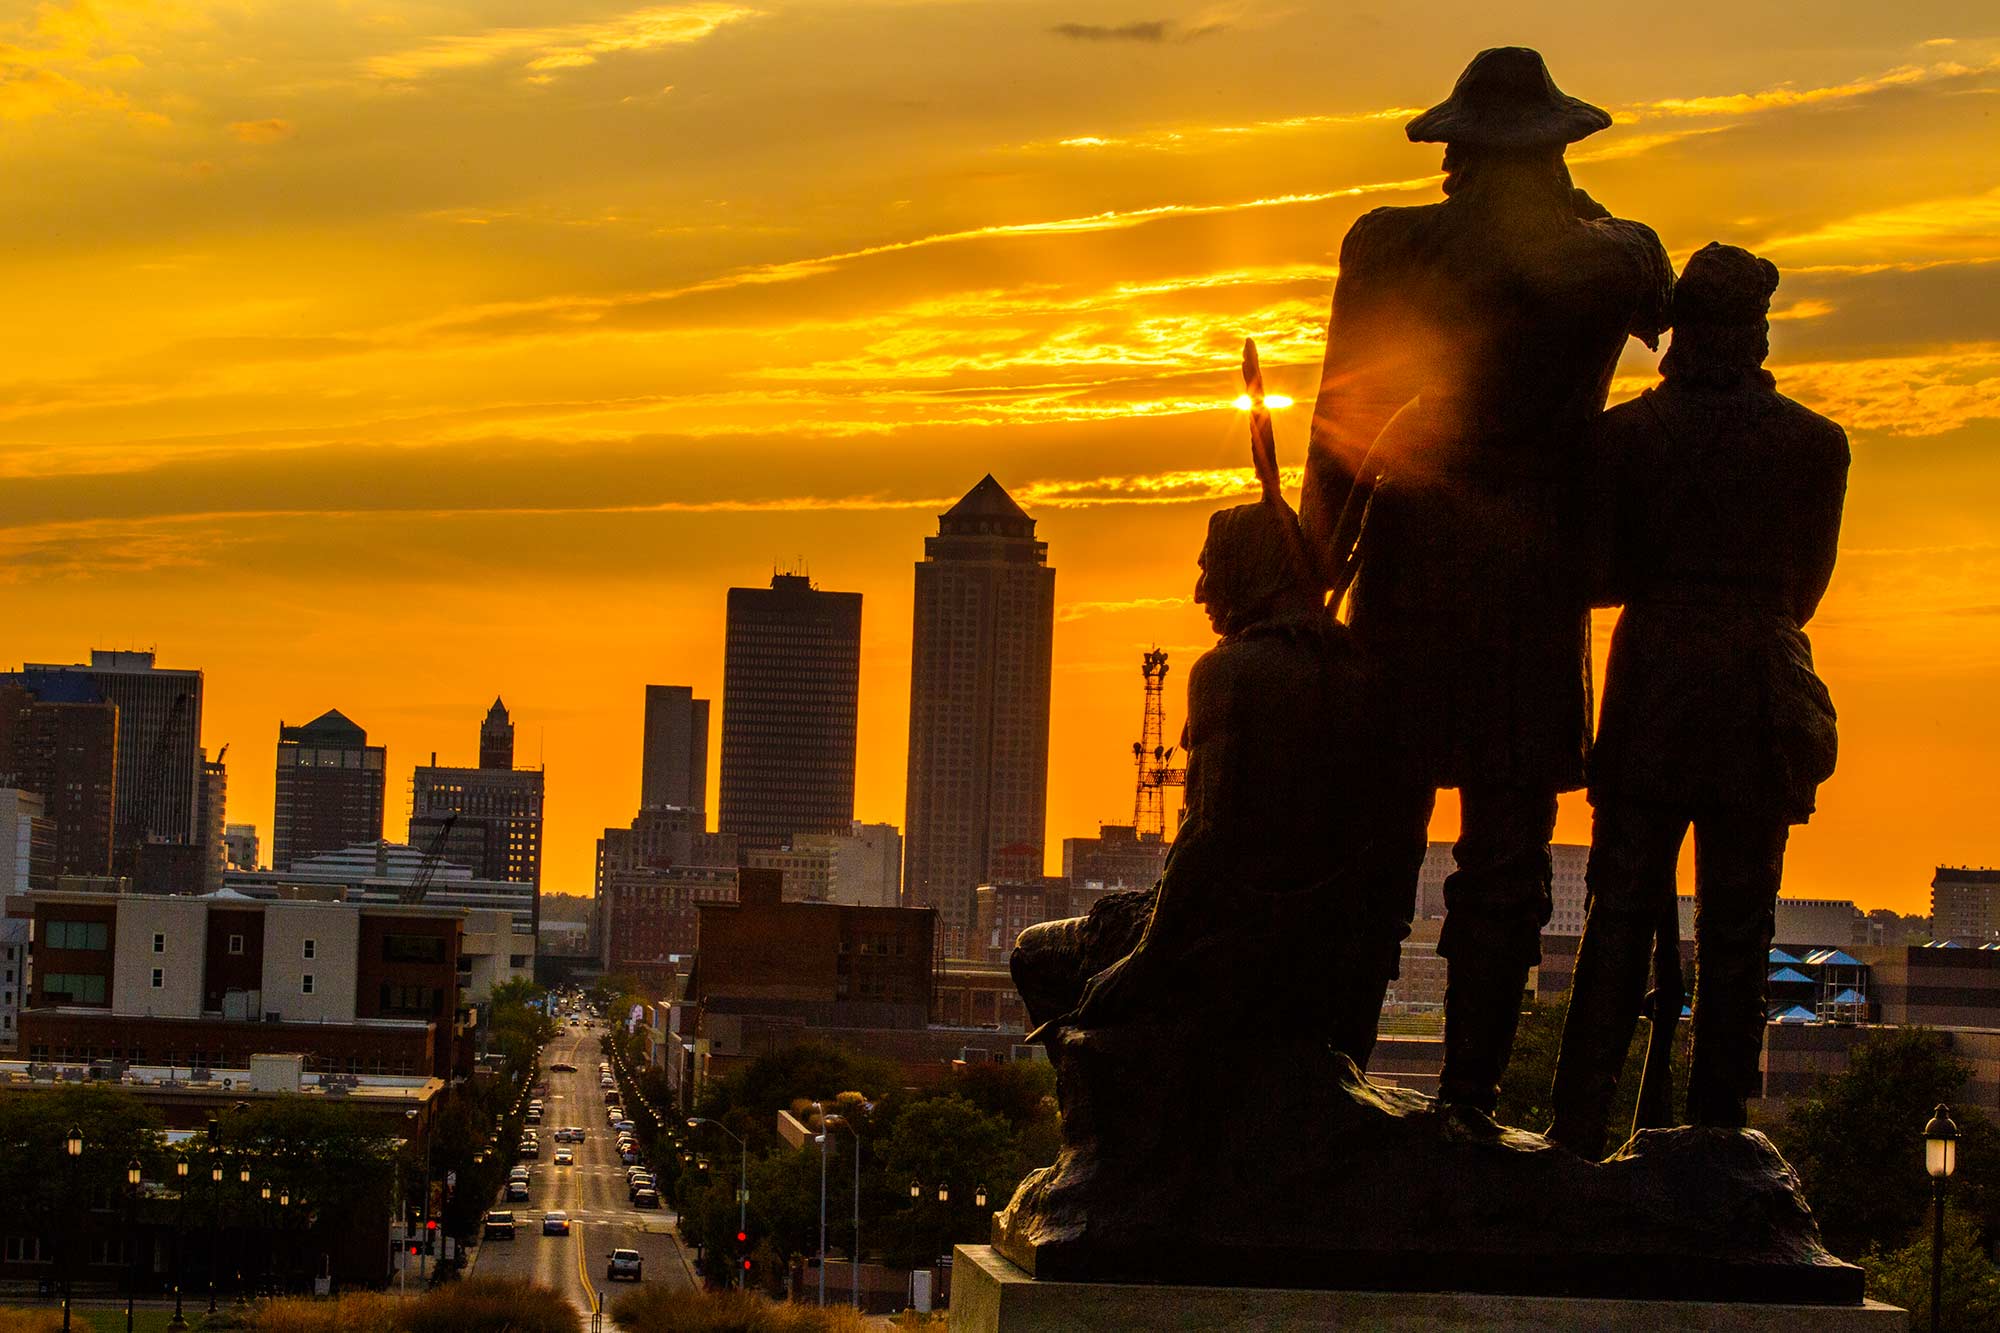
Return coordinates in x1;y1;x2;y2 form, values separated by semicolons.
469;1020;695;1317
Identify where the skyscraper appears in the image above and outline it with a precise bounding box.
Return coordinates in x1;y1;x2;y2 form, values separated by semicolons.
902;476;1056;956
411;701;545;929
479;698;514;770
718;573;863;852
0;679;117;878
197;748;228;895
641;685;709;813
18;650;201;853
272;709;386;870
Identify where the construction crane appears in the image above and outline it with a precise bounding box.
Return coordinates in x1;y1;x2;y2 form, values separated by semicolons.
1132;648;1186;839
399;814;457;905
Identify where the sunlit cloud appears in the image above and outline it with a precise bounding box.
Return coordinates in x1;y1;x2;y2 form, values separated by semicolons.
1628;54;1999;119
0;0;164;125
364;4;758;81
228;118;296;144
1761;185;2000;258
1057;595;1192;621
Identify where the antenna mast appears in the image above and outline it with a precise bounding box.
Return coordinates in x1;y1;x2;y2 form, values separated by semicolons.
1132;648;1186;838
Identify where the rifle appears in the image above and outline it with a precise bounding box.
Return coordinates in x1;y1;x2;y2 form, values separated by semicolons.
1240;338;1319;586
1630;899;1684;1136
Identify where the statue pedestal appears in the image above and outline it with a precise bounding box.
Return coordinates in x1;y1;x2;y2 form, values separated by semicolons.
947;1246;1908;1333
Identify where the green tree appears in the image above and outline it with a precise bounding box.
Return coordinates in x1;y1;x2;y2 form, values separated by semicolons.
875;1096;1023;1270
1865;1210;2000;1332
695;1044;897;1151
1768;1028;2000;1260
1495;993;1670;1138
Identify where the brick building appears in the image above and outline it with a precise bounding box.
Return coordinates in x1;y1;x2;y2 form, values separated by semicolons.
12;890;466;1079
273;709;386;870
0;680;118;878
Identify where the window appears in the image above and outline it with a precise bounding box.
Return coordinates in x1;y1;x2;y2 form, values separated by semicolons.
303;939;316;960
152;933;165;954
383;934;446;964
227;934;244;956
45;920;109;951
150;968;164;989
301;974;315;995
41;973;108;1004
4;1236;46;1263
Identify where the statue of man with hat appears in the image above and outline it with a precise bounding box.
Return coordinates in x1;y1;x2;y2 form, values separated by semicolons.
1299;48;1674;1120
1549;242;1848;1158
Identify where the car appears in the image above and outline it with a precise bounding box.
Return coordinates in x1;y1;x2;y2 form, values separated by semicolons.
633;1188;660;1209
482;1211;517;1239
524;1111;542;1126
620;1147;639;1165
606;1249;643;1282
613;1119;636;1133
510;1164;532;1179
599;1078;616;1090
543;1210;571;1235
519;1141;540;1159
549;1062;575;1072
554;1149;574;1166
565;1127;586;1142
505;1181;530;1203
628;1179;654;1201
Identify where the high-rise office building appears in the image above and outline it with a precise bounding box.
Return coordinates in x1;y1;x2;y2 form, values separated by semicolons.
273;709;386;870
641;685;709;813
479;698;514;770
718;573;862;852
196;748;228;895
411;702;546;929
902;476;1056;956
0;789;55;893
18;650;202;851
0;679;117;878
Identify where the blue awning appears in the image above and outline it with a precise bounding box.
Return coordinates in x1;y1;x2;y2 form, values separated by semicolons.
1768;947;1802;964
1806;949;1862;967
1769;967;1814;984
1770;1004;1818;1024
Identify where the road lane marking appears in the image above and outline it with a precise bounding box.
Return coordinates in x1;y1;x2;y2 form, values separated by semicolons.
575;1219;600;1317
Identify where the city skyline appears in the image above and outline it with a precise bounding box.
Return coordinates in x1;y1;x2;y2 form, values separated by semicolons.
4;5;1997;915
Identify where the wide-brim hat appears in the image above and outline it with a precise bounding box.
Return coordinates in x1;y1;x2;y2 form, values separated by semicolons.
1406;47;1612;148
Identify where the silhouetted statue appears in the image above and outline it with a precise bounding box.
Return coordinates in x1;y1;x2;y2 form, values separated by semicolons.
1300;47;1673;1116
1013;383;1389;1063
1550;243;1849;1159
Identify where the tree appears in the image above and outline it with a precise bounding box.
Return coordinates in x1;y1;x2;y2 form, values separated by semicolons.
1768;1028;2000;1259
1865;1209;2000;1332
875;1096;1023;1270
1495;994;1665;1137
695;1044;897;1151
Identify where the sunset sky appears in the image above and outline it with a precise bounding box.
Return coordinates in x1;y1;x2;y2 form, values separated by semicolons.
4;1;1997;914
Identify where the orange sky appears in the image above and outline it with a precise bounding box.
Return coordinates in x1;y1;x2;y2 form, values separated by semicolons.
4;3;1998;914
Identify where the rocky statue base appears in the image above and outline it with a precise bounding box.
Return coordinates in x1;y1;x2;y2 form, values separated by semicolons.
951;1246;1906;1333
991;1028;1864;1304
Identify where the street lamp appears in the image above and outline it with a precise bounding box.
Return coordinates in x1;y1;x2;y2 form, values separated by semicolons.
207;1160;223;1314
168;1156;189;1331
62;1127;82;1333
825;1109;869;1311
1925;1103;1959;1333
811;1102;829;1307
937;1183;948;1204
124;1159;143;1333
687;1117;748;1291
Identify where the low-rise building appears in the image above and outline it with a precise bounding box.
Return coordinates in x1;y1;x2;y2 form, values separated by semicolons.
0;789;54;894
1062;824;1168;892
1932;867;2000;945
11;888;467;1079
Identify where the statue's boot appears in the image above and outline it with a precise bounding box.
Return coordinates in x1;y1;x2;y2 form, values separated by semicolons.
1547;905;1655;1159
1436;957;1531;1115
1329;966;1394;1072
1687;943;1767;1129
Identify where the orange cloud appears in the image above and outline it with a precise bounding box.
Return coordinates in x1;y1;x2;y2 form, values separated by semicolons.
365;3;758;81
229;118;295;144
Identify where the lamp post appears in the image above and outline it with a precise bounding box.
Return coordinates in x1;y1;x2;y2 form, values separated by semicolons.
687;1117;748;1291
811;1102;829;1307
168;1156;189;1331
125;1159;142;1333
207;1159;222;1314
276;1190;290;1294
234;1165;250;1302
259;1182;272;1295
1925;1103;1958;1333
824;1110;867;1311
61;1126;82;1333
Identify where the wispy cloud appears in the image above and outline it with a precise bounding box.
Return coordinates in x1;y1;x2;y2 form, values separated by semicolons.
1626;54;2000;120
1057;595;1191;621
0;1;165;125
229;118;295;144
365;3;757;82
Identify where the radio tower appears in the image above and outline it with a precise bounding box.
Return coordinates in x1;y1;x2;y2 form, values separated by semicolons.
1132;648;1186;838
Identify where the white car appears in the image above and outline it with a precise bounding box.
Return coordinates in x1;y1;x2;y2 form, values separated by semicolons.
554;1148;574;1166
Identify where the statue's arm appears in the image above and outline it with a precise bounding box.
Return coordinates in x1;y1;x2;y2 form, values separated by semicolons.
1791;423;1851;627
1302;212;1418;582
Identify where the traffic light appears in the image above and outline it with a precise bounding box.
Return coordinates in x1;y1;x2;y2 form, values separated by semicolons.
737;1231;747;1245
742;1258;751;1272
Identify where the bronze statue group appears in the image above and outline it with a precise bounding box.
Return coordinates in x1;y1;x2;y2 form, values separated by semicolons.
1018;47;1850;1164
